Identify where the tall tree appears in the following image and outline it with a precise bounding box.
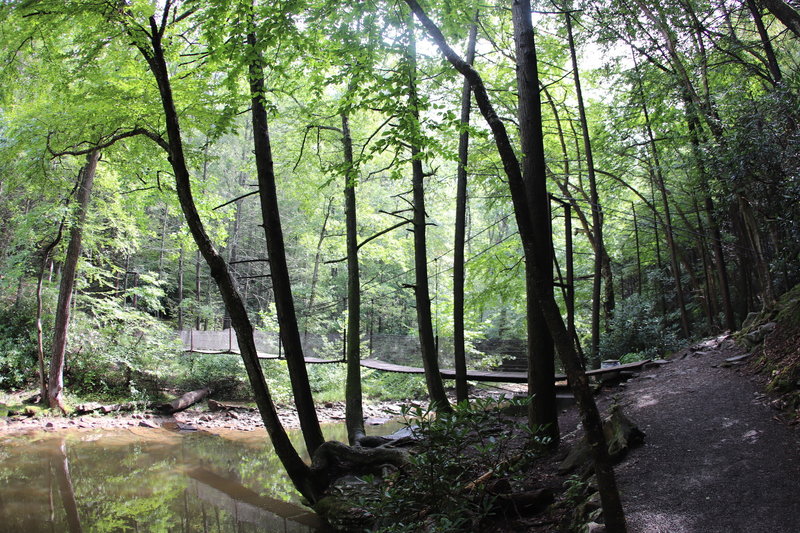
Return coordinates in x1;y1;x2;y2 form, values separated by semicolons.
453;14;479;404
406;13;452;413
246;24;326;455
48;150;100;412
513;0;559;444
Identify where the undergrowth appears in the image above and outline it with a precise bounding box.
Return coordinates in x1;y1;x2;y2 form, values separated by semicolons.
363;397;550;532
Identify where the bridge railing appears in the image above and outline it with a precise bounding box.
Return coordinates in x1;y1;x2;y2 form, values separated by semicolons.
179;329;528;370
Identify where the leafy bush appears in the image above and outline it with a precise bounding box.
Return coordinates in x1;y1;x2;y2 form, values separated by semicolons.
361;368;428;401
65;297;183;399
600;294;680;363
0;301;38;389
365;398;548;532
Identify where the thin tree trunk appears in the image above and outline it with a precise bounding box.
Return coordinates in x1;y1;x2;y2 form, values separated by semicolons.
514;0;558;444
453;14;478;405
177;246;185;331
341;111;365;444
305;197;333;335
407;15;452;413
406;3;627;529
634;61;691;337
48;150;100;412
566;12;609;365
247;30;325;455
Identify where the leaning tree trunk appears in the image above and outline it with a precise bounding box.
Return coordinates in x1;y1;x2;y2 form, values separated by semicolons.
407;15;452;414
128;18;317;502
453;14;478;404
514;0;559;445
342;110;366;444
406;2;627;529
247;31;325;455
761;0;800;38
48;149;100;413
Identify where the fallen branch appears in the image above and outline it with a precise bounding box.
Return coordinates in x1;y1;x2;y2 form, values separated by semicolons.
156;387;212;414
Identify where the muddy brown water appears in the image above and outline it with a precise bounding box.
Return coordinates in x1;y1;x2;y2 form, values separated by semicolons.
0;421;404;532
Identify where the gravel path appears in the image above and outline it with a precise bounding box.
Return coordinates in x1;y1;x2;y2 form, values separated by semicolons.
609;334;800;533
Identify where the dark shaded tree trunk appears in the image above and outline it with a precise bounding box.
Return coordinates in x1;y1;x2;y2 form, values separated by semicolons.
761;0;800;38
406;2;626;529
748;0;783;84
514;0;558;444
407;15;452;413
48;149;100;412
128;17;317;502
247;30;325;455
453;14;478;404
342;111;365;444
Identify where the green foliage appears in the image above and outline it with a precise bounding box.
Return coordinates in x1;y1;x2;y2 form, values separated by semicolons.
361;369;428;401
600;294;680;363
0;300;38;389
65;298;182;400
365;397;548;532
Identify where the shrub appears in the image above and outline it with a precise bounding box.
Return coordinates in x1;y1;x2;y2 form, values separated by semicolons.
0;301;38;389
600;294;680;363
365;398;549;532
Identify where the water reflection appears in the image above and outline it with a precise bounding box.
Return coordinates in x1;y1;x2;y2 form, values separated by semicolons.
0;421;403;532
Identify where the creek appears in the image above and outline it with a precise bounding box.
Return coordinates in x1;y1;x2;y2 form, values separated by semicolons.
0;421;403;532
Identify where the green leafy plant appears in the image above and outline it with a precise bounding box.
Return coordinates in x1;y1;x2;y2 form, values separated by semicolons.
600;294;680;363
365;397;548;532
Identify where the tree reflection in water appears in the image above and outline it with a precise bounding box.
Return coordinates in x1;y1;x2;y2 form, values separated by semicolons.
0;426;357;532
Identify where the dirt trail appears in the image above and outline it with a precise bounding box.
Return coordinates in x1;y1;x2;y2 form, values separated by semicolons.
604;334;800;532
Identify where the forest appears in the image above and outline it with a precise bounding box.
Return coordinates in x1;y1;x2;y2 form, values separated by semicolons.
0;0;799;531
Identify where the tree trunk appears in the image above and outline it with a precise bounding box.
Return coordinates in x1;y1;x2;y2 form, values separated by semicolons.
747;0;782;84
131;18;317;502
453;14;478;405
407;14;452;414
247;30;325;455
341;111;365;444
37;223;65;402
177;246;184;331
514;0;559;444
305;197;333;334
634;61;691;337
761;0;800;38
406;2;626;529
48;149;100;413
566;12;609;365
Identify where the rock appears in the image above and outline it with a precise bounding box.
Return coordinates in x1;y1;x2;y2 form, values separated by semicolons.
743;322;777;348
139;420;159;429
560;406;644;474
586;520;606;532
45;422;55;429
496;488;554;516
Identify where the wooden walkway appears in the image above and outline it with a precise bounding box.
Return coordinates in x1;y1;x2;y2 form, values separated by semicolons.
360;358;652;385
187;349;651;384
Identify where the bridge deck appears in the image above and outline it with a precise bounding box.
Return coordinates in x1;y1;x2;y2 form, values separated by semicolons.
186;349;650;384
